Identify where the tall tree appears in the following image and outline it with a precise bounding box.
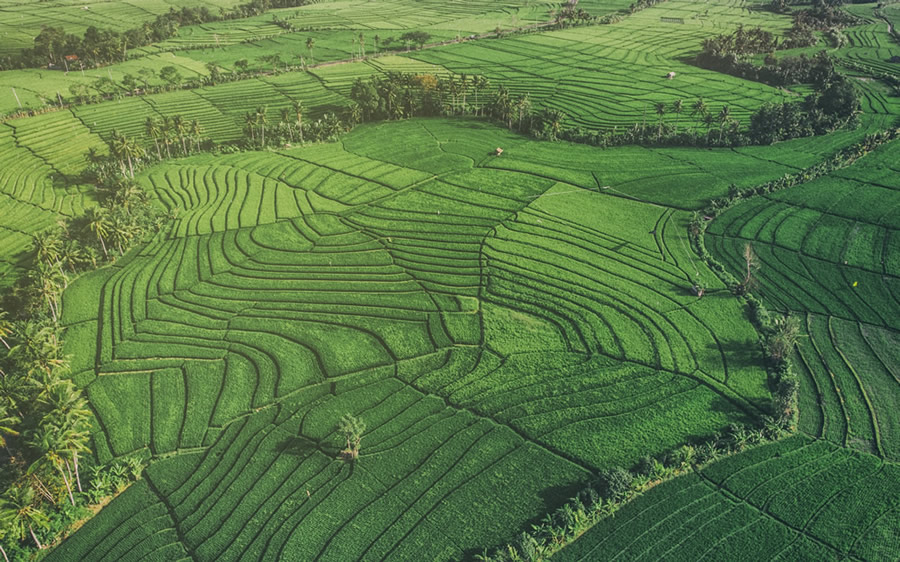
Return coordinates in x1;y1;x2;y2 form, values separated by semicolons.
144;117;162;160
306;37;316;65
0;485;49;549
337;413;366;460
292;100;304;144
655;101;666;141
85;207;111;259
718;105;732;142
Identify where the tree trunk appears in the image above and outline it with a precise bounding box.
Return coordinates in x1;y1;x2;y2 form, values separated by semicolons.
0;543;9;562
60;465;75;505
127;154;134;178
74;450;83;492
30;525;43;549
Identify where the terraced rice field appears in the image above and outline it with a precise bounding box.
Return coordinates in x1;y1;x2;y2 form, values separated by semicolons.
1;0;898;558
0;0;247;58
49;118;779;559
706;139;900;461
556;435;900;562
409;0;794;130
558;117;899;562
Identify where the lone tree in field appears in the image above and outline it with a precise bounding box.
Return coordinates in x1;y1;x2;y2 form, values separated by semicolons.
306;37;316;65
337;413;365;461
737;242;758;295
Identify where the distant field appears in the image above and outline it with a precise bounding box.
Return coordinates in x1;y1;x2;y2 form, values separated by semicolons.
0;0;248;58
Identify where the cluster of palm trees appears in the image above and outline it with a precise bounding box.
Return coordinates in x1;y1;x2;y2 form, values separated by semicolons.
240;100;345;147
0;312;91;555
143;115;205;161
650;98;739;143
0;173;160;558
349;72;493;123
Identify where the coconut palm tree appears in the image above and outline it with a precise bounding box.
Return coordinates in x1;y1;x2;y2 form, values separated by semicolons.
0;485;49;549
474;75;489;116
171;115;188;154
190;119;202;152
718;105;731;142
144;117;162;160
671;99;684;133
27;426;76;505
85;206;111;259
256;106;268;146
691;97;708;132
31;230;62;269
244;111;257;143
654;101;666;141
540;108;564;140
280;107;294;141
292;100;304;143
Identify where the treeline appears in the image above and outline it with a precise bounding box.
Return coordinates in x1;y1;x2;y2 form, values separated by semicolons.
0;153;162;558
5;0;312;70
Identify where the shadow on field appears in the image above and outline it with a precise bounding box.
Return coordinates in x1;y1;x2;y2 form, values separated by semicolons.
460;480;586;559
711;339;762;372
276;435;322;457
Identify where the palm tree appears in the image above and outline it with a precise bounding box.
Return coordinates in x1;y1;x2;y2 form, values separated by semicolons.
306;37;316;65
655;101;666;141
190;119;202;153
85;207;111;259
358;32;365;58
109;214;136;256
171;115;188;154
29;262;65;322
460;73;468;109
110;132;144;178
672;99;683;133
256;106;268;146
27;426;76;506
160;116;173;158
0;485;49;549
57;240;87;274
703;112;714;142
244;111;257;143
31;230;62;269
144;117;162;160
691;97;708;132
292;100;304;144
280;107;294;141
516;94;531;131
718;105;731;142
374;34;380;54
474;75;489;116
541;108;564;140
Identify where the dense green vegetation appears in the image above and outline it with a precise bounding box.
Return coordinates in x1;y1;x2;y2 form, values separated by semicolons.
0;0;897;559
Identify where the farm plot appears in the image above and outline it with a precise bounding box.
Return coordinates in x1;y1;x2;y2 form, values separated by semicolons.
556;435;900;561
408;0;793;130
50;119;779;559
0;0;247;58
5;109;107;177
705;140;900;329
